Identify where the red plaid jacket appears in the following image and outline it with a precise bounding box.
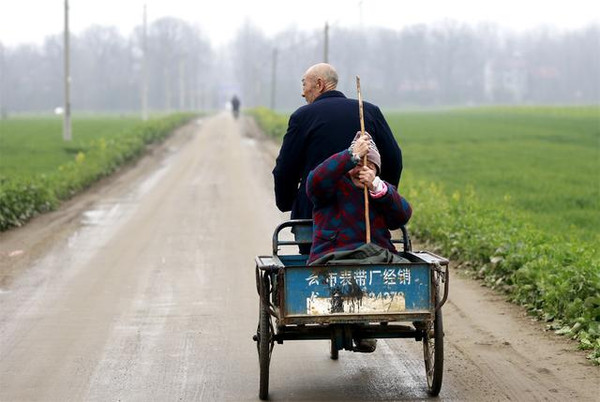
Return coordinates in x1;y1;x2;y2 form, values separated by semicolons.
306;149;412;264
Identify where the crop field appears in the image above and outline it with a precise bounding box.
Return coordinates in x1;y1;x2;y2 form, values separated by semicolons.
392;107;600;362
0;116;141;178
387;106;599;243
0;113;195;231
251;105;600;363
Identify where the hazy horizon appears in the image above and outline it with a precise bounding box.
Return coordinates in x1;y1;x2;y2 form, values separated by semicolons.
1;0;599;48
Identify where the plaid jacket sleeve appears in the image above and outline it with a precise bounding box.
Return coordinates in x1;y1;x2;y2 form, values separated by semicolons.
306;149;355;205
371;182;413;230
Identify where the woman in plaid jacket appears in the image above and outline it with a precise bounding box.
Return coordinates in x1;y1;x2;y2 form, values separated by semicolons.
306;132;412;264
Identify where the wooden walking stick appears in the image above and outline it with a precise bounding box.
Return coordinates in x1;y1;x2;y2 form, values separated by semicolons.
356;76;371;243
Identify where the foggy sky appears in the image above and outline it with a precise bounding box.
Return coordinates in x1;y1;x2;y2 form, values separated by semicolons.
1;0;598;48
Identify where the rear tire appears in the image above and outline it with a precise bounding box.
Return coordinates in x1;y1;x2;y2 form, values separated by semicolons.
330;340;339;360
423;300;444;396
258;303;272;400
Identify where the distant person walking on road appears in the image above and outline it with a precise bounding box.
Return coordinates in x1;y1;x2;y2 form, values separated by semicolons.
272;63;403;252
231;95;241;119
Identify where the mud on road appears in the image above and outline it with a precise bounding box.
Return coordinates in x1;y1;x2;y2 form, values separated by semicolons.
0;113;598;401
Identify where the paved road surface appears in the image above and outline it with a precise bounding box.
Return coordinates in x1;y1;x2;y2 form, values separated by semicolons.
1;113;597;401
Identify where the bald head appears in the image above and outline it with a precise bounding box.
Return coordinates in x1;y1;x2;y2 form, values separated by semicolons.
305;63;338;89
301;63;338;103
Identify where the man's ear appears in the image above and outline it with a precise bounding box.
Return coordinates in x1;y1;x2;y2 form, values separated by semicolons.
317;78;325;92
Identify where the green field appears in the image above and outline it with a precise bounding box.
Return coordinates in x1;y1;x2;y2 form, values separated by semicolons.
0;116;141;178
251;105;600;363
0;113;195;231
388;106;600;243
392;107;600;363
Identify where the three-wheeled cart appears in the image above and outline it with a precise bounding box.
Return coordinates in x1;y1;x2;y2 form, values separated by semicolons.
253;219;449;400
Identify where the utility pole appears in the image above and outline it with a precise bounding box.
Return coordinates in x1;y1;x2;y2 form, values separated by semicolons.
164;66;171;112
63;0;72;141
323;22;329;63
141;3;148;121
270;48;277;110
178;57;185;110
0;44;6;119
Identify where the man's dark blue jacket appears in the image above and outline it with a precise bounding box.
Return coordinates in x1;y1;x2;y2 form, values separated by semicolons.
273;90;403;220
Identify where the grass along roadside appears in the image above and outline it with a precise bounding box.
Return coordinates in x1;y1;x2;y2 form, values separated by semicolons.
0;116;141;178
0;113;196;231
250;106;600;364
405;176;599;364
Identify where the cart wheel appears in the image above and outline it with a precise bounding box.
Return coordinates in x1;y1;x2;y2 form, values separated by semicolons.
258;302;273;400
423;301;444;396
330;340;339;360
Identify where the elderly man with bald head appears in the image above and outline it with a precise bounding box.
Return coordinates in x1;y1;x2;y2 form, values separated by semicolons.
273;63;403;253
300;63;339;103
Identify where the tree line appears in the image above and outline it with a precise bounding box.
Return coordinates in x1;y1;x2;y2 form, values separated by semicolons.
0;18;598;115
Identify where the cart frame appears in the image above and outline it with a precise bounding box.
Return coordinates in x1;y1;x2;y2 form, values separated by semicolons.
253;219;449;399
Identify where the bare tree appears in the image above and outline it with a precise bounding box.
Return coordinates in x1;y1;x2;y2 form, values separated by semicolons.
1;20;598;113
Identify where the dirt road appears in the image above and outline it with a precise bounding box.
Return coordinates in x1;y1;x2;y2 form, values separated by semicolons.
1;113;598;401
